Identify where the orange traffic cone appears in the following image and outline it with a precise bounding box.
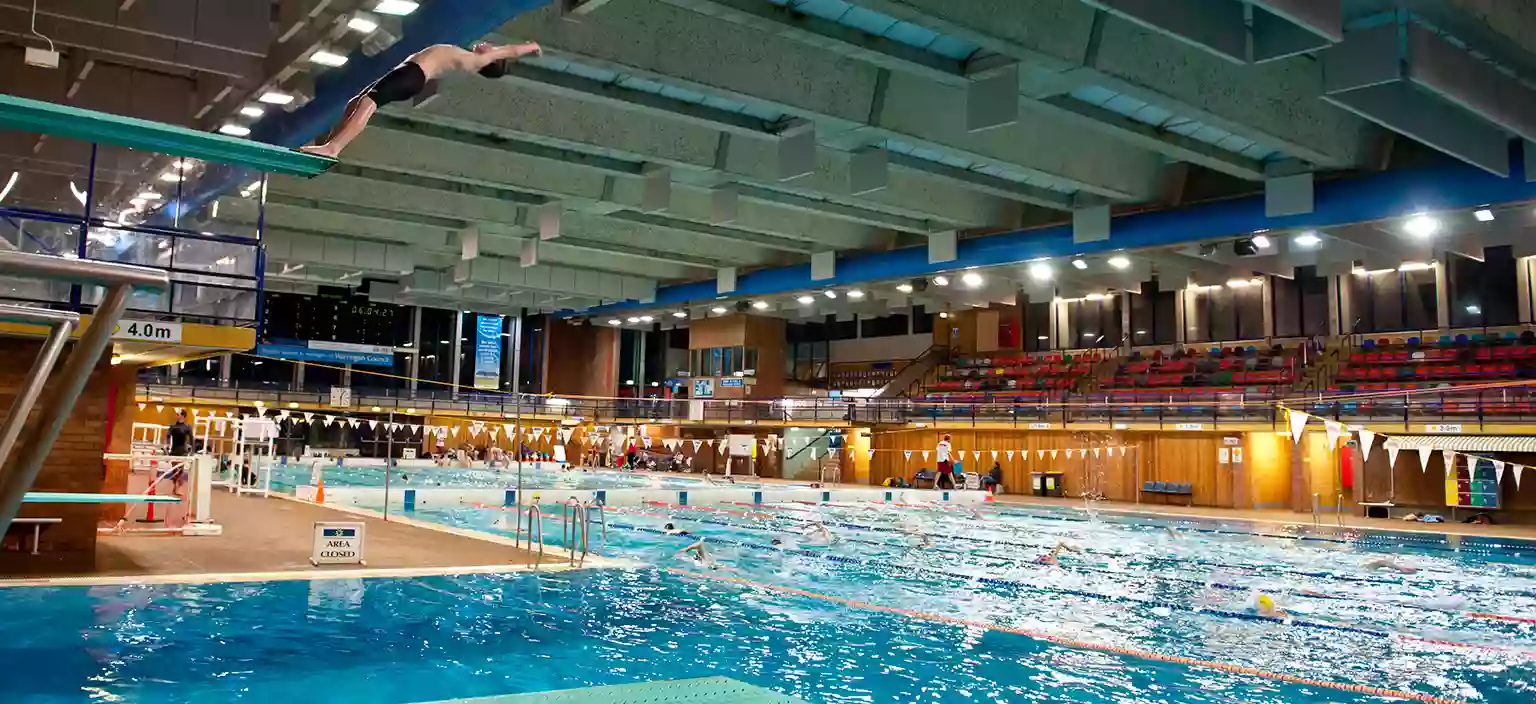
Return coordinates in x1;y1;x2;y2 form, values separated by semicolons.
314;478;326;504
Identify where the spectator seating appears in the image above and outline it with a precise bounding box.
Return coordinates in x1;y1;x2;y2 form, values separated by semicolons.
1142;481;1193;504
1332;335;1536;388
1104;345;1297;389
931;350;1110;393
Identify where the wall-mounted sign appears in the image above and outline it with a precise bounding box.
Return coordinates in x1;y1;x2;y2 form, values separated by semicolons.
1424;424;1463;434
720;377;745;388
258;340;394;367
1221;437;1242;446
114;319;182;343
1218;448;1230;464
692;379;715;398
1174;423;1205;431
1027;422;1052;430
329;386;352;408
473;314;502;390
1231;447;1243;463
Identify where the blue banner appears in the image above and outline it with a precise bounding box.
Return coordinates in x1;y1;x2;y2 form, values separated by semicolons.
255;343;394;367
474;315;503;390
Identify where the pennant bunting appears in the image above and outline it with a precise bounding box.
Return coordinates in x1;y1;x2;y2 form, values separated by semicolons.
903;450;913;461
450;426;460;438
643;437;653;449
921;450;929;460
718;441;727;454
1049;449;1059;460
971;450;980;462
1416;447;1433;473
1356;428;1376;462
1514;465;1525;489
1492;460;1506;485
866;449;876;460
1385;440;1401;469
1092;447;1101;458
367;420;377;430
990;450;999;460
1005;450;1015;461
303;413;314;423
1036;449;1045;459
137;403;146;411
155;404;164;413
692;440;702;452
489;428;499;442
1442;450;1457;477
1287;409;1309;443
1324;420;1343;449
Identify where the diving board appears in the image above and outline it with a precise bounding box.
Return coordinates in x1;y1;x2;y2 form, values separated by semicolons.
0;94;335;177
417;677;805;704
23;492;180;504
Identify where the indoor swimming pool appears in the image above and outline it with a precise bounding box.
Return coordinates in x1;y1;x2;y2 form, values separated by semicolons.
1;500;1531;703
266;460;781;493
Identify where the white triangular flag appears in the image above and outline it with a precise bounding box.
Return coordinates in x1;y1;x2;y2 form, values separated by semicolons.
1092;447;1101;458
137;403;146;411
367;420;377;430
718;441;727;454
303;413;314;423
1356;428;1375;462
866;448;875;460
155;404;164;413
533;428;544;439
1385;440;1401;468
692;440;702;451
921;450;930;460
323;415;335;426
412;425;421;435
904;450;913;461
1442;450;1457;477
1063;448;1074;459
278;410;290;420
349;419;360;429
224;410;235;418
1492;460;1506;485
1324;420;1343;449
1416;447;1433;473
1287;409;1308;443
707;438;716;448
991;450;999;460
1514;465;1525;489
450;426;460;438
643;437;652;448
1049;449;1059;460
1036;449;1045;459
971;450;980;462
1006;450;1015;461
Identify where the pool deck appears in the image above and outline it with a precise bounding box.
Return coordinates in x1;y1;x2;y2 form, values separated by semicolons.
0;492;616;587
994;494;1536;540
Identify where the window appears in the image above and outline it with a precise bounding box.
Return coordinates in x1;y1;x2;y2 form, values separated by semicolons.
1128;279;1178;345
1448;246;1518;327
1186;280;1265;342
1350;267;1438;333
418;307;457;384
1024;301;1051;352
1272;266;1329;338
860;313;910;338
1064;294;1121;348
689;346;754;377
912;306;934;334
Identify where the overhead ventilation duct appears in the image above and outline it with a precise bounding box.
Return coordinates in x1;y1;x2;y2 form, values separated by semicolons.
1081;0;1342;64
1322;18;1536;177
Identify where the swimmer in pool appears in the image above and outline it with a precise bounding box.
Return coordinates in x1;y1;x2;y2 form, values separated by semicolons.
802;523;836;545
1362;557;1418;574
663;522;691;536
1245;591;1287;618
678;539;717;569
1035;541;1081;566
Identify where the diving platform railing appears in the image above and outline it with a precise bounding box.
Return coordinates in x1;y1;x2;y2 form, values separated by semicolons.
0;250;169;536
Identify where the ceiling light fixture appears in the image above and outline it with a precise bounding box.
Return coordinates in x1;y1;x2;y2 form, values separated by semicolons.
347;14;379;32
239;106;264;119
797;295;815;305
672;310;687;318
218;124;251;137
1107;255;1130;270
1403;213;1440;237
374;0;419;15
1071;259;1087;270
1028;261;1053;281
751;300;769;310
823;290;837;299
710;306;727;314
309;50;348;67
607;319;621;326
639;315;654;322
846;289;865;299
932;275;949;287
1294;231;1322;247
137;191;162;200
1397;261;1433;272
626;317;640;323
896;283;913;293
1474;208;1495;222
961;272;984;288
1465;305;1482;315
258;91;294;105
1251;234;1272;248
938;312;949;319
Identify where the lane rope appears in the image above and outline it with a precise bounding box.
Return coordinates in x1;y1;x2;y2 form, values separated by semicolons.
666;567;1473;704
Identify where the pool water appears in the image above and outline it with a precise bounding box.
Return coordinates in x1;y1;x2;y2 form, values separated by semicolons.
266;461;783;493
2;500;1533;703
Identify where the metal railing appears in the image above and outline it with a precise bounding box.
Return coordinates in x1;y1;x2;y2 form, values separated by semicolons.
0;251;169;535
517;505;545;568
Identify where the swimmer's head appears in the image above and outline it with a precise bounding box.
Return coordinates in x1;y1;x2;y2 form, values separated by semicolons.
664;523;675;531
771;538;783;546
1256;594;1276;611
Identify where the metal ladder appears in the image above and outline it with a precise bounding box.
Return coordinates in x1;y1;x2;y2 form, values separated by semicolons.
516;504;545;568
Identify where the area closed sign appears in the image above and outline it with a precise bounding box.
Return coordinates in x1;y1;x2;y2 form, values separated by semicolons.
311;522;365;566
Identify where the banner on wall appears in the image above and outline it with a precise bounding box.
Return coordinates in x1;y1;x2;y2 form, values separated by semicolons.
474;315;503;390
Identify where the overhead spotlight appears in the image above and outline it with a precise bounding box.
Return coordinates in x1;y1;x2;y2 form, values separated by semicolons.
1226;278;1259;288
797;295;815;305
374;0;419;15
607;319;622;326
896;283;913;293
823;290;837;299
218;124;251;137
258;91;294;105
932;275;950;287
751;300;770;310
938;311;949;319
1251;234;1272;249
347;13;379;33
626;316;640;323
1403;213;1440;237
961;272;984;288
846;289;866;299
639;315;654;322
1294;231;1322;247
710;306;727;314
672;310;687;318
1107;255;1130;270
1028;261;1053;281
309;50;349;67
1465;305;1482;315
1397;261;1433;272
1474;208;1495;222
1071;259;1088;270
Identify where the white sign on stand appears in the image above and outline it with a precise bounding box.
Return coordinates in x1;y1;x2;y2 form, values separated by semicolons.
401;448;417;460
311;522;365;566
330;387;352;408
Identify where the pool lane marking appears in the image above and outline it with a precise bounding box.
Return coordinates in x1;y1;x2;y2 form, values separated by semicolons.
666;567;1472;704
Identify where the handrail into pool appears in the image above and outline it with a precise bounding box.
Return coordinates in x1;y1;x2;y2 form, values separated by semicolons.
518;505;545;569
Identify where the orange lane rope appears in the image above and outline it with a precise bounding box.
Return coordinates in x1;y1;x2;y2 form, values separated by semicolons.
667;567;1471;704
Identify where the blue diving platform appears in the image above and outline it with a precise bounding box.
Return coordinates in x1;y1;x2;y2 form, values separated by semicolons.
23;492;180;504
416;677;806;703
0;94;335;178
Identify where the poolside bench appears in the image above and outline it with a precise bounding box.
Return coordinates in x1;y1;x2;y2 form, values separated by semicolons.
1141;481;1194;505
